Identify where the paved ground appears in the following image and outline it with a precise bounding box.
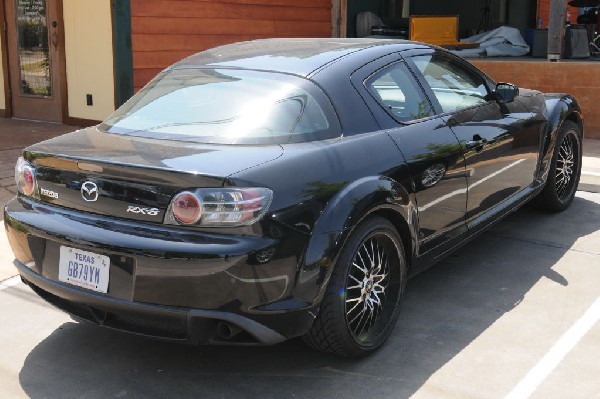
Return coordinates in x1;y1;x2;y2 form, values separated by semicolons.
0;119;599;398
0;191;598;398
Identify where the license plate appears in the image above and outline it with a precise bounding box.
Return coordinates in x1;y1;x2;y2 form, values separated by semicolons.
58;246;110;293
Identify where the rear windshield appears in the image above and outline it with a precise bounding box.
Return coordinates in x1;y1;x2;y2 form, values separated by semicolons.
100;68;340;144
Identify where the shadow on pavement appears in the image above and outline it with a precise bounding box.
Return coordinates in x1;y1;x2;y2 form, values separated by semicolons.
17;195;600;398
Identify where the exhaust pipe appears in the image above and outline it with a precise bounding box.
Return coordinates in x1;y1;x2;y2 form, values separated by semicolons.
216;321;242;340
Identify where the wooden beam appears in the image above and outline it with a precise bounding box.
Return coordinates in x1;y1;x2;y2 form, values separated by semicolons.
340;0;347;37
331;0;347;37
332;0;340;37
547;0;567;60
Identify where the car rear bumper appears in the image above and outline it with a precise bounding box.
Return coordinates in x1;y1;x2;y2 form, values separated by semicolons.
4;197;316;344
16;261;288;344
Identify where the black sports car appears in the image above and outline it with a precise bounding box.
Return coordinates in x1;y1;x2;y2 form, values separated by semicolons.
5;39;583;357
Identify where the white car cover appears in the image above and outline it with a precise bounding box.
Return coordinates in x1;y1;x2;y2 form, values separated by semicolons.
453;26;530;57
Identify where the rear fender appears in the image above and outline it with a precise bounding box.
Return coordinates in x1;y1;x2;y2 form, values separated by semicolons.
292;176;417;305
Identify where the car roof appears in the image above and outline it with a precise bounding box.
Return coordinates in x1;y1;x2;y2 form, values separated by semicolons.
169;38;427;77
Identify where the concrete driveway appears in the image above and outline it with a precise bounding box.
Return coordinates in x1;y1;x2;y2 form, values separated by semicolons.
1;191;599;399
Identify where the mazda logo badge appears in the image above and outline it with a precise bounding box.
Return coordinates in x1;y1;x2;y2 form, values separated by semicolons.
81;181;99;202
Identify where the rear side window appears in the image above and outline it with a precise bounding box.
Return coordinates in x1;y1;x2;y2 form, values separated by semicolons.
100;69;340;144
412;55;490;114
366;62;433;122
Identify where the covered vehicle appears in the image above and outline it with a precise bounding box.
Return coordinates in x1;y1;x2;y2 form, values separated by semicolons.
5;39;583;357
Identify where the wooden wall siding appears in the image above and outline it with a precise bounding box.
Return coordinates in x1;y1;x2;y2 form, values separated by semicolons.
130;0;332;91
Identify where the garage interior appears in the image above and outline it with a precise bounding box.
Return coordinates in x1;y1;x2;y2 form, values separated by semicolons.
336;0;600;139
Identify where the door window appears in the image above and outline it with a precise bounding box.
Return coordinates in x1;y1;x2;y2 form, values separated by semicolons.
412;55;489;114
15;0;52;96
365;62;433;122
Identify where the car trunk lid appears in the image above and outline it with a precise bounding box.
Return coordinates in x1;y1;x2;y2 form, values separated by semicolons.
25;127;283;223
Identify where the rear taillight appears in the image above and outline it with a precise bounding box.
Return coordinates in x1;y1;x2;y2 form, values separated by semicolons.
172;191;202;224
15;157;36;196
166;188;273;227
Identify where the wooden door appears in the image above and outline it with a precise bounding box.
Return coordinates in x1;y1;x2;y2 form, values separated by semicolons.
4;0;66;121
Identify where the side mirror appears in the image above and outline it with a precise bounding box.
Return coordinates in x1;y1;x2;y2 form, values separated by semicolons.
495;82;519;103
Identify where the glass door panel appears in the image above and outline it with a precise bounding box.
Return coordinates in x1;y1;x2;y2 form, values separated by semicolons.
16;0;52;97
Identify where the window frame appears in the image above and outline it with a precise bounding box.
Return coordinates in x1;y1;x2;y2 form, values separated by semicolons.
363;60;437;125
405;51;498;117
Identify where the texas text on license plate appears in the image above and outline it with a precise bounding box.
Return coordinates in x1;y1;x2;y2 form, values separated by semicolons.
58;246;110;293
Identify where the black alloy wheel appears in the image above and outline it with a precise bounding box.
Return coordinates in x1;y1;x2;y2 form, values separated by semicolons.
303;217;407;357
533;120;582;211
555;132;577;200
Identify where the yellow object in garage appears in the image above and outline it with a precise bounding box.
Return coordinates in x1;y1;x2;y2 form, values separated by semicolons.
410;15;476;48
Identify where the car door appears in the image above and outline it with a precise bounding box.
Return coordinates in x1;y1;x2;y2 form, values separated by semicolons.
351;56;469;255
407;52;542;228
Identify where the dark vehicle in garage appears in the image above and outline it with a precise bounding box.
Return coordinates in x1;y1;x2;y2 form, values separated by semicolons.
5;39;583;357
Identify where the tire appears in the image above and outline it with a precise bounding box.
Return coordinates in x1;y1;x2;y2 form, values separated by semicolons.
302;216;407;357
533;120;582;212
